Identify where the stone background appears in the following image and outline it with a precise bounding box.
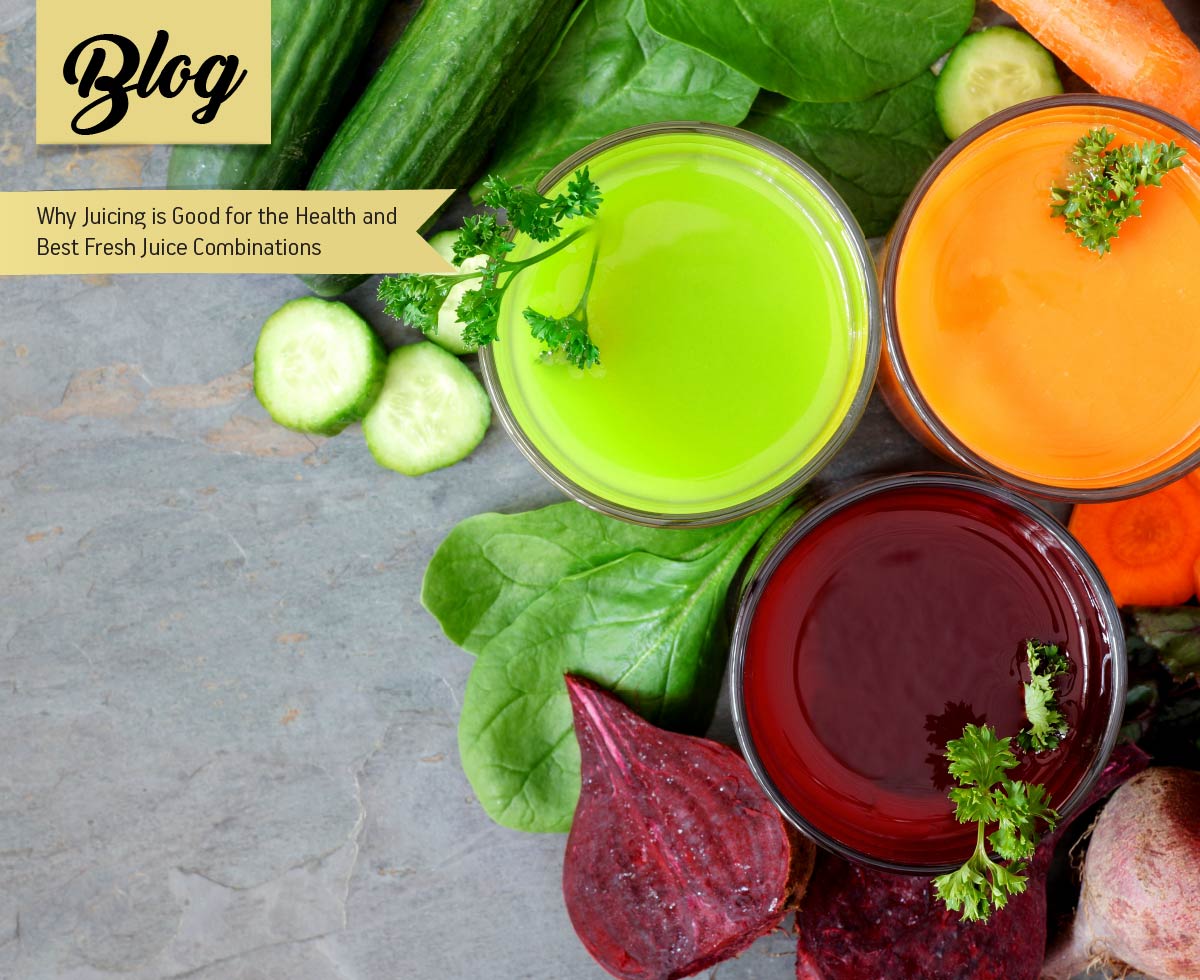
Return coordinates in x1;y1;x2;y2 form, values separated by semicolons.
2;1;1196;977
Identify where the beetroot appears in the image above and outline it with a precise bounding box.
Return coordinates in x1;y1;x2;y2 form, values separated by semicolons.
562;675;805;980
1042;767;1200;980
795;854;1049;980
794;744;1150;980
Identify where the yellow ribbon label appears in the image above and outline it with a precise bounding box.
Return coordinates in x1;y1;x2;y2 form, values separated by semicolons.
0;190;456;276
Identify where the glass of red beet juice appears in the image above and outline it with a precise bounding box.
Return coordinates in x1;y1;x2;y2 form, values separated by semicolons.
730;473;1125;873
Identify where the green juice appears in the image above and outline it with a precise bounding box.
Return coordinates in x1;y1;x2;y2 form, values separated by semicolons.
489;130;873;517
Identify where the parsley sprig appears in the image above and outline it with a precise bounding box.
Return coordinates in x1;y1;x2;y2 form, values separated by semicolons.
934;638;1070;922
378;169;603;369
933;724;1059;923
524;242;601;370
1050;127;1186;256
1017;640;1070;754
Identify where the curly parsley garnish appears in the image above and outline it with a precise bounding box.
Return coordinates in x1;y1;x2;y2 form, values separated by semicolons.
933;724;1059;923
1017;640;1070;754
1050;126;1186;256
934;640;1070;921
379;169;603;369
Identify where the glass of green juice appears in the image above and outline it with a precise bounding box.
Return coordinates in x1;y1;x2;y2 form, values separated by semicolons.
481;122;880;526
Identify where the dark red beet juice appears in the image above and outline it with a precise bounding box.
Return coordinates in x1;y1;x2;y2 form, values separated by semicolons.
736;476;1121;871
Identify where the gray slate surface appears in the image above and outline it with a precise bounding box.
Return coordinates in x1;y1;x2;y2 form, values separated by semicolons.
4;0;1196;977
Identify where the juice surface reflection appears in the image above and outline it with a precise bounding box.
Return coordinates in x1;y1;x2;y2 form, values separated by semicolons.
491;131;872;517
742;484;1114;869
893;103;1200;491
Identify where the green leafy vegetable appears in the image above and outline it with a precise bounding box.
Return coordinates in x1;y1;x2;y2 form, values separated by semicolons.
737;498;813;592
378;169;603;368
1050;127;1187;256
480;0;758;196
1130;606;1200;682
1149;694;1200;765
423;501;752;654
1121;614;1200;770
1017;639;1070;754
743;72;947;237
933;724;1058;923
643;0;973;104
442;500;790;832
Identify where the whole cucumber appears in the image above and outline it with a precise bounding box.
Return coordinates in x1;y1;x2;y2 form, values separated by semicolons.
167;0;391;190
299;0;579;297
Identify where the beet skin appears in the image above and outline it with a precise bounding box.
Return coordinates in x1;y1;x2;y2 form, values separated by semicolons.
562;675;797;980
1043;767;1200;980
794;744;1150;980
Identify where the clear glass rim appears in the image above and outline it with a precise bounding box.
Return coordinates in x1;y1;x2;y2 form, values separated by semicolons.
479;120;882;528
882;94;1200;503
728;470;1128;875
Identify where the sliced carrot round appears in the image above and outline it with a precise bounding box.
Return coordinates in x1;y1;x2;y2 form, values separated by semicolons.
1068;476;1200;607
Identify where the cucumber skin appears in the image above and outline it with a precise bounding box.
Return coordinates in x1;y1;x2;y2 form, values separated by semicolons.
299;0;579;297
167;0;391;191
253;297;388;437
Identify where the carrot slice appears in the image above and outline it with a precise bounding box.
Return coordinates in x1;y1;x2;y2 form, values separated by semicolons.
994;0;1200;130
1195;553;1200;601
1069;476;1200;607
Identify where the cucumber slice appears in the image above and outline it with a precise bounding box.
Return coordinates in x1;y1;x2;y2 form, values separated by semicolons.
427;230;486;355
362;342;491;475
936;27;1062;140
254;297;387;435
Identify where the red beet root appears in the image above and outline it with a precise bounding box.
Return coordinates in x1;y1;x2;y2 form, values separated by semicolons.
1042;767;1200;980
794;744;1150;980
563;675;799;980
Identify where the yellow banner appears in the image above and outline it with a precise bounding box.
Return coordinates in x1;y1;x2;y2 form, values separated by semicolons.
0;190;457;276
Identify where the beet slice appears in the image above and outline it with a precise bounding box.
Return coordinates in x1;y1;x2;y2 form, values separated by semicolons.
563;675;798;980
794;744;1151;980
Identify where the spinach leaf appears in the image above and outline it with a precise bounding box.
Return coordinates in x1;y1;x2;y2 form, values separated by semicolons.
1131;606;1200;682
1123;617;1200;770
452;501;787;832
644;0;972;104
480;0;758;195
423;501;739;654
744;72;947;236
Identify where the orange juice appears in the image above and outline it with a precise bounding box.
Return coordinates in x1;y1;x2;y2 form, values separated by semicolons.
885;98;1200;496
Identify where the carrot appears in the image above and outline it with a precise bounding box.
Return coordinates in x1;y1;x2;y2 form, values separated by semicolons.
994;0;1200;131
1194;553;1200;601
1068;476;1200;607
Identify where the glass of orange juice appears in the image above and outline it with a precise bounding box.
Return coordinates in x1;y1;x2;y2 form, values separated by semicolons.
880;95;1200;500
